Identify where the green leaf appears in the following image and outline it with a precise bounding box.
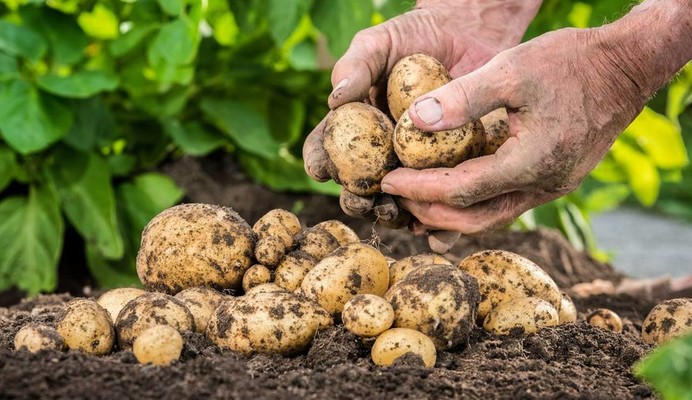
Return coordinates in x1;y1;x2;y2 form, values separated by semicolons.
635;334;692;400
109;25;159;57
240;152;341;195
311;0;374;57
64;98;117;151
0;20;47;61
77;4;120;40
583;184;631;213
0;80;72;154
85;245;141;289
162;119;225;156
269;95;306;146
610;140;660;206
20;6;89;65
0;144;18;192
590;154;627;183
37;70;119;98
44;147;123;259
0;52;19;81
211;11;240;46
157;0;183;16
376;0;412;20
148;19;198;66
0;185;64;294
200;97;281;159
268;0;312;45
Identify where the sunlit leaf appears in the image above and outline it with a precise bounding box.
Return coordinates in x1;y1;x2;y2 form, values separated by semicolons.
268;0;312;45
211;11;239;46
635;334;692;400
311;0;374;57
77;4;120;40
610;140;660;206
583;183;630;213
110;25;159;57
624;107;688;169
20;6;88;65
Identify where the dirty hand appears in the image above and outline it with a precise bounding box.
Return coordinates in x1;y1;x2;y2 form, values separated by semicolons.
381;0;692;234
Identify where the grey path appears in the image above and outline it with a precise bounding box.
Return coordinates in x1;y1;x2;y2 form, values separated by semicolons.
592;208;692;278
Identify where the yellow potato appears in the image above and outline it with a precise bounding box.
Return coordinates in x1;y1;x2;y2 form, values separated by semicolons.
586;308;623;333
246;283;288;295
274;251;317;292
56;299;115;355
642;298;692;344
483;297;559;335
297;227;340;261
388;253;452;287
97;287;147;322
174;287;225;333
480;108;510;155
242;264;272;292
342;294;394;338
253;209;301;247
313;220;360;246
371;328;436;368
301;243;389;314
133;325;183;366
558;292;578;324
14;324;65;353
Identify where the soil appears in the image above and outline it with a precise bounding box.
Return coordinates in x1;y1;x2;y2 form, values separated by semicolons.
0;154;667;399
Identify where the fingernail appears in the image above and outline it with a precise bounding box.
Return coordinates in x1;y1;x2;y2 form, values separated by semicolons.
330;78;349;99
381;182;396;194
414;97;443;125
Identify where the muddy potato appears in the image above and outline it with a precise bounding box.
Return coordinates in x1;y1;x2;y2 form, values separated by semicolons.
14;324;65;353
483;297;559;335
242;264;272;292
394;110;485;169
389;253;452;287
253;209;301;266
274;251;317;292
323;102;398;196
558;292;578;324
56;299;115;355
586;308;623;333
207;292;332;355
385;264;479;350
480;108;511;155
174;287;225;333
301;243;389;314
371;328;437;368
296;227;340;261
133;325;183;366
97;287;147;322
136;203;255;293
115;292;195;348
387;53;451;121
642;298;692;344
313;220;360;246
458;250;562;320
246;283;289;295
342;294;394;338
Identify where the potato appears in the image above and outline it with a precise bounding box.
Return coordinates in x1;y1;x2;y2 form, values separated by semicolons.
313;220;360;246
56;299;115;355
387;53;451;121
242;264;272;292
274;251;317;292
558;292;578;324
296;227;340;261
389;253;452;287
483;297;559;335
136;203;255;293
642;298;692;344
586;308;623;333
253;209;301;266
385;264;479;350
301;243;389;314
115;292;195;348
14;324;65;353
133;325;183;366
393;110;485;169
480;108;510;155
97;287;147;322
174;287;225;333
458;250;562;321
246;283;288;295
323;102;398;196
207;292;332;355
342;294;394;338
371;328;436;368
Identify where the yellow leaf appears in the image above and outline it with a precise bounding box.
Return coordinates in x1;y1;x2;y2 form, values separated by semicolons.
78;4;119;40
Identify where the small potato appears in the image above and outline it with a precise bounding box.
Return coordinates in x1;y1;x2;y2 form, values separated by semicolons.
313;220;360;246
207;292;333;355
586;308;623;333
136;203;255;293
56;299;115;355
246;283;288;295
115;292;195;348
480;108;510;155
342;294;394;338
483;297;559;335
296;227;340;261
458;250;562;321
385;264;479;350
254;235;287;267
302;243;389;314
133;325;183;366
274;251;317;292
97;287;147;322
393;110;485;169
14;324;65;353
253;209;301;247
642;298;692;344
323;102;398;196
174;287;225;333
371;328;436;368
386;53;451;121
389;253;452;287
558;292;578;324
242;264;272;292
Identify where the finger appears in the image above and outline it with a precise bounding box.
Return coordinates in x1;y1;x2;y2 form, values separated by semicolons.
373;194;411;229
303;114;332;182
428;231;461;254
339;189;375;218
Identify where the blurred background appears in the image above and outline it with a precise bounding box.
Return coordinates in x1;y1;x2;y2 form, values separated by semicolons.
0;0;690;298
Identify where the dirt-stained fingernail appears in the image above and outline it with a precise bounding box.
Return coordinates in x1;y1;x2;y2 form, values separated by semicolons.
414;97;442;125
381;182;396;194
330;78;349;99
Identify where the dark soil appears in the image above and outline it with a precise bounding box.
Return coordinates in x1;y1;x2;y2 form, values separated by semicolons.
0;154;664;399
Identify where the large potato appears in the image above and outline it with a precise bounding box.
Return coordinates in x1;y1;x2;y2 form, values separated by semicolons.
136;203;255;294
97;287;147;322
14;324;65;353
483;297;559;335
253;209;301;266
301;243;389;314
389;253;452;287
174;287;225;333
56;299;115;355
458;250;562;320
371;328;437;368
385;264;479;350
393;110;485;169
323;102;398;196
387;53;451;121
207;292;332;355
642;298;692;344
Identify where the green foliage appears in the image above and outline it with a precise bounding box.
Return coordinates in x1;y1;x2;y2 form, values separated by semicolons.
635;334;692;400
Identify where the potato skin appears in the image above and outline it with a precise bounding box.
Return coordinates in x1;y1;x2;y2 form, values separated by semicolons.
56;299;115;355
242;264;273;292
313;220;360;246
301;243;389;315
387;53;451;121
483;297;559;335
393;110;485;169
558;292;578;324
323;102;398;196
342;294;394;338
480;108;510;155
389;253;452;287
371;328;437;368
458;250;562;321
133;325;183;366
586;308;623;333
137;203;255;294
97;287;147;322
274;251;317;292
385;264;479;350
207;292;333;355
246;283;288;295
174;287;225;333
14;324;65;353
642;298;692;344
